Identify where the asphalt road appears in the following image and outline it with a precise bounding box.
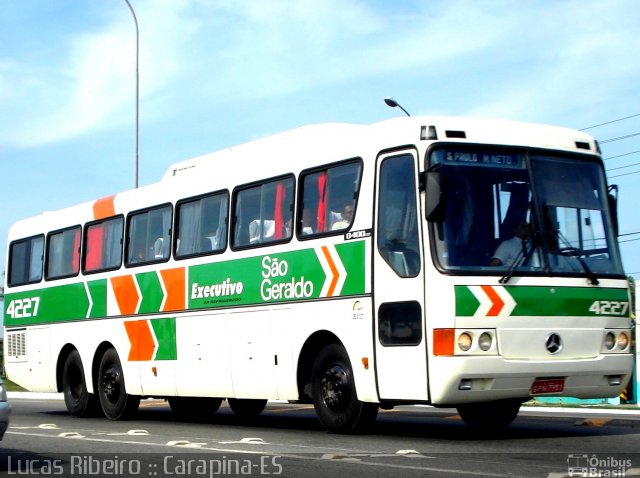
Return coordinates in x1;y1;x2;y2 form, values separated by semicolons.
2;396;640;478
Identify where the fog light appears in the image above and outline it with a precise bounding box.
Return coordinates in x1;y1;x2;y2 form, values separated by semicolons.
608;375;622;386
604;332;616;350
617;332;629;350
478;332;492;351
459;379;472;391
457;332;472;352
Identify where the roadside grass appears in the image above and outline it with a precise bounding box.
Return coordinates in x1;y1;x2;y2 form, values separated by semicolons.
1;377;25;392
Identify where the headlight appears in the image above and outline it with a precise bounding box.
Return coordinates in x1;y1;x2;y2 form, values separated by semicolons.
604;332;616;351
617;332;630;350
457;332;472;352
478;332;493;351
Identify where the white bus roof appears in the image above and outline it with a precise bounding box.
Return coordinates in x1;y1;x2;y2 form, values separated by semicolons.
161;116;598;181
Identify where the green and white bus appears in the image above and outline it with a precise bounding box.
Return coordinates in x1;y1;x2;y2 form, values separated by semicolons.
3;116;632;432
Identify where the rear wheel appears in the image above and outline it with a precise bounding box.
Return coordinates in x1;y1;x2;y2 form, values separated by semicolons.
227;398;267;418
98;348;140;420
456;399;522;429
168;397;223;418
311;344;378;433
62;350;99;417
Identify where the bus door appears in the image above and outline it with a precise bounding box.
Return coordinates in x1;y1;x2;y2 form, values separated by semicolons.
373;149;429;401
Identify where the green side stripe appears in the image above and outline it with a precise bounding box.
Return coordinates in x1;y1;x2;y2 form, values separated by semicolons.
508;286;628;316
336;241;365;295
4;283;89;326
4;241;368;326
455;285;480;316
455;285;629;317
87;280;107;318
137;272;164;314
150;317;177;360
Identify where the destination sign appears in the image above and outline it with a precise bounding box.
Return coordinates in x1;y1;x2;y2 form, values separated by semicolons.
435;150;525;169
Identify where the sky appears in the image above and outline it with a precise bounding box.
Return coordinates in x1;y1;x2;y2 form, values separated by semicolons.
1;0;639;283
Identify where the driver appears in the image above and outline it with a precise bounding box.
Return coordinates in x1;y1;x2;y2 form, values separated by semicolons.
491;220;531;267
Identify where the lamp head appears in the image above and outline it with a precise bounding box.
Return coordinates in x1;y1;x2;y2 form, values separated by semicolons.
384;97;398;108
383;97;410;116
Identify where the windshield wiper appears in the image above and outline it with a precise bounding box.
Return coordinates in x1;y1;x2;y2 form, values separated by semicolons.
498;233;539;284
555;230;600;285
498;248;525;284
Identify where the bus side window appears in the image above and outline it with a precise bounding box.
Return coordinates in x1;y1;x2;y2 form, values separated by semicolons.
46;226;81;280
298;159;362;237
232;176;294;249
7;235;44;287
176;191;229;258
126;205;172;266
83;216;123;273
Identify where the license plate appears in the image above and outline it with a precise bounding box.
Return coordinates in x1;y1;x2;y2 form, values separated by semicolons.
531;378;565;395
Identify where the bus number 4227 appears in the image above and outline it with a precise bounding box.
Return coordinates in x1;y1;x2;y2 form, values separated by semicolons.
5;297;41;319
589;300;629;316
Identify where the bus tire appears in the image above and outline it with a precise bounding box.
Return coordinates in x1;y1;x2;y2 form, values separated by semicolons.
311;344;378;434
62;350;99;417
227;398;267;417
97;348;140;420
456;399;522;429
168;397;223;418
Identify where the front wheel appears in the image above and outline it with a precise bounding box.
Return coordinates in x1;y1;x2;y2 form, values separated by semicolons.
62;350;99;417
311;344;378;433
456;399;522;429
98;348;140;420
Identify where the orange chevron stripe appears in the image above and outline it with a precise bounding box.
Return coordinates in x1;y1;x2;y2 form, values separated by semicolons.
93;194;116;220
111;275;140;315
160;267;185;312
481;285;504;316
321;246;339;297
124;320;156;361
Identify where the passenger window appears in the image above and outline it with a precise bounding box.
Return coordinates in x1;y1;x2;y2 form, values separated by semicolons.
232;176;294;248
8;235;44;287
298;160;362;237
126;205;172;266
377;154;420;277
83;216;123;273
176;192;228;258
46;226;81;280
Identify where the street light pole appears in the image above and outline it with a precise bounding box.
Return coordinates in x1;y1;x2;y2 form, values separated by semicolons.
384;97;411;117
124;0;139;188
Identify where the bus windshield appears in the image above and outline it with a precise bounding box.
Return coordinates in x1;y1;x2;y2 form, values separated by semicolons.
429;146;624;278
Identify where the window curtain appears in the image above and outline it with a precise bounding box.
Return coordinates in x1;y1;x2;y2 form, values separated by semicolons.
71;228;80;273
85;225;103;271
216;196;228;249
274;182;285;239
178;201;202;256
316;172;327;233
160;207;172;258
104;219;123;269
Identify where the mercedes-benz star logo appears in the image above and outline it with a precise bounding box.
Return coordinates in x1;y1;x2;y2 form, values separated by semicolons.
545;333;562;354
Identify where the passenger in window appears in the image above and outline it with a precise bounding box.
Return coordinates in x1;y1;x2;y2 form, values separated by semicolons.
203;228;219;251
491;220;531;267
249;219;275;243
153;238;165;258
331;204;354;230
131;244;147;263
301;209;314;235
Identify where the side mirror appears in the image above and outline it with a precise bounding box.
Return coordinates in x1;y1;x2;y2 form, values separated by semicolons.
424;170;446;222
608;184;619;237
